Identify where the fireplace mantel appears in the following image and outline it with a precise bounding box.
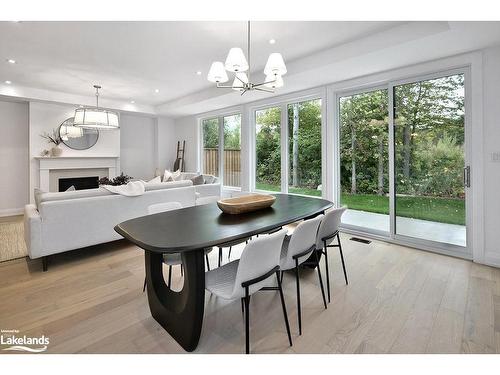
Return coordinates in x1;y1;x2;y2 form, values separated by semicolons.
35;156;120;192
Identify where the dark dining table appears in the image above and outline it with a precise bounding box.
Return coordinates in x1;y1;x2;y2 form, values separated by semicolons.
114;193;333;352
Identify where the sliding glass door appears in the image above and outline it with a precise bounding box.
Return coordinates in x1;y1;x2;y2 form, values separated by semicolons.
393;74;466;247
337;70;469;252
339;89;389;234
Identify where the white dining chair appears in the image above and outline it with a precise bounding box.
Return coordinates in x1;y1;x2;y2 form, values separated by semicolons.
316;206;348;303
142;202;212;292
280;214;326;335
205;229;292;354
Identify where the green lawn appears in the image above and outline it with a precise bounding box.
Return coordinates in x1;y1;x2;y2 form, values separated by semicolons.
255;183;465;225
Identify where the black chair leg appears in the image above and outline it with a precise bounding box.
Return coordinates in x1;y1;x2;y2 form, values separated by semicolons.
218;248;222;267
323;240;331;303
205;253;210;271
295;260;302;335
244;287;250;354
167;265;172;288
337;233;348;285
228;246;232;260
241;298;245;315
314;250;327;310
276;271;293;347
143;277;147;292
280;271;284;284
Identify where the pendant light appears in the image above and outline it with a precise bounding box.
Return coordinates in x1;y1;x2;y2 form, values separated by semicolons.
74;85;120;130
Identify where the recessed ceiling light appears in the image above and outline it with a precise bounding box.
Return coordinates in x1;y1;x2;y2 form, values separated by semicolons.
6;59;16;64
130;100;135;104
154;89;160;93
5;80;12;84
269;39;276;45
196;71;202;75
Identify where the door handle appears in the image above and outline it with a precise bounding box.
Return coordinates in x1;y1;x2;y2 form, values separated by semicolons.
463;166;471;188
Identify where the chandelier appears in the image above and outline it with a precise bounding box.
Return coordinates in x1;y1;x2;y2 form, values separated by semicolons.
207;21;287;95
74;85;120;130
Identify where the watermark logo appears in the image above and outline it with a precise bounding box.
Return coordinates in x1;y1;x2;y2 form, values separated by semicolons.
1;329;49;353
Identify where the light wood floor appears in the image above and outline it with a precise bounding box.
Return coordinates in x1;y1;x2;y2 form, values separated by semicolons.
1;233;499;354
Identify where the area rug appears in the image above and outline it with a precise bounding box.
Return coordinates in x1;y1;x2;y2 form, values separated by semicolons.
0;216;27;262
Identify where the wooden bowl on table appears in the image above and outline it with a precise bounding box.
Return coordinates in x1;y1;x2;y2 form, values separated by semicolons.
217;193;276;214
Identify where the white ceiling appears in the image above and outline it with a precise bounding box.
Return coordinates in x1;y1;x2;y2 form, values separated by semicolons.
1;21;500;118
0;21;400;104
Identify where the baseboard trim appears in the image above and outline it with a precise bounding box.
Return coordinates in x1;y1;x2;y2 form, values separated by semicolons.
483;252;500;268
0;208;23;217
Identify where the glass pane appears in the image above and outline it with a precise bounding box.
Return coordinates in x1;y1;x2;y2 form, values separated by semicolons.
339;89;389;233
287;99;322;197
202;118;219;177
255;107;281;192
223;114;241;187
394;74;465;247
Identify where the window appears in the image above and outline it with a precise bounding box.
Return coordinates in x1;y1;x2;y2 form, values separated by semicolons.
223;114;241;188
255;107;281;192
287;99;322;197
202;117;219;177
201;114;241;188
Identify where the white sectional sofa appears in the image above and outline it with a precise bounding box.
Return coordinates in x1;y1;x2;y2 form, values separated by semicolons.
24;173;220;270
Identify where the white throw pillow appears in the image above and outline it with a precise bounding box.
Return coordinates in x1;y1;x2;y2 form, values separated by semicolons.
163;169;173;182
171;169;182;181
146;176;162;185
66;185;76;191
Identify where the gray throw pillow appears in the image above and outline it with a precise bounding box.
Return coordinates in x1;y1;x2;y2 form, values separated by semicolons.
204;175;215;184
191;175;205;186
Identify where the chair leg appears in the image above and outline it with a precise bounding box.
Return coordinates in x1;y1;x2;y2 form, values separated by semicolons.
276;271;293;347
228;246;232;260
167;265;172;288
314;250;327;310
205;253;210;271
241;298;245;315
218;248;222;267
244;287;250;354
323;240;331;303
143;277;147;292
42;256;48;272
337;233;348;285
280;271;284;284
295;260;302;335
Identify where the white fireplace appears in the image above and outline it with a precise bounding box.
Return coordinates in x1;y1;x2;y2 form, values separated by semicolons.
35;156;120;192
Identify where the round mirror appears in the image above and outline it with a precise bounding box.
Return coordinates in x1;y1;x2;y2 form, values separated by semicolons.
58;117;99;150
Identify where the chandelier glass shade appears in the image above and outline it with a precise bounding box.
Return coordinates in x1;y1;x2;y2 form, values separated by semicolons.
207;21;287;95
73;85;120;130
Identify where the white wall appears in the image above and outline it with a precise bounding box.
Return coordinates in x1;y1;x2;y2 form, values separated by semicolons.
0;100;29;216
482;45;500;266
173;116;199;173
28;101;120;200
157;116;177;172
119;114;157;180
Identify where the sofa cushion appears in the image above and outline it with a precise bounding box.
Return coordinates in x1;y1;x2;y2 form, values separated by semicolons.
191;174;205;185
38;188;113;205
144;180;193;192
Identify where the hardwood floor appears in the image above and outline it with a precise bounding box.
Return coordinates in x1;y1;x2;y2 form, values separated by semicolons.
1;233;499;354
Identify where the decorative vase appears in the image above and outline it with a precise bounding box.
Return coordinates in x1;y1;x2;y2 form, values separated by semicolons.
51;145;63;157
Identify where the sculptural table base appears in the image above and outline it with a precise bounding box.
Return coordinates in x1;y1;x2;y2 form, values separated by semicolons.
144;249;205;352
